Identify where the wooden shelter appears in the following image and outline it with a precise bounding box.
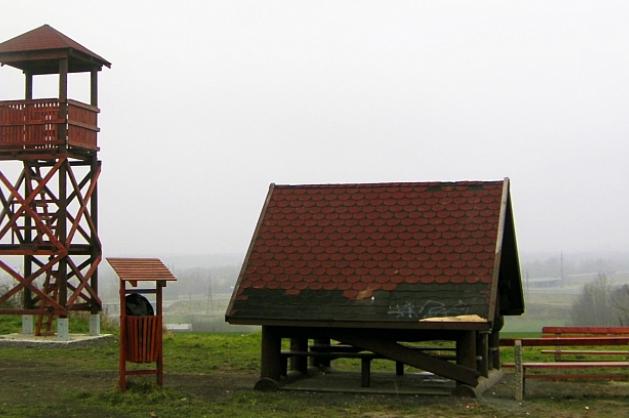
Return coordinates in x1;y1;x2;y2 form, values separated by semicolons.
226;179;524;395
0;25;110;336
107;258;176;391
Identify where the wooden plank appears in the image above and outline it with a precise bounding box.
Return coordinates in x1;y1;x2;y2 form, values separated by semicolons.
125;370;158;376
332;333;479;386
504;361;629;368
541;350;629;356
542;326;629;335
525;373;629;381
500;337;629;347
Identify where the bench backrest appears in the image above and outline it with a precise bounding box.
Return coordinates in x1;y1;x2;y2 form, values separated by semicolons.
542;326;629;336
500;336;629;347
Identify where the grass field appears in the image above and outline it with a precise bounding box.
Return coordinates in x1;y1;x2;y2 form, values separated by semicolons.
1;317;629;418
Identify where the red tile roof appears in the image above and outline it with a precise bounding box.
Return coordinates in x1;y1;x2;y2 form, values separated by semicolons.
0;24;110;69
235;180;505;301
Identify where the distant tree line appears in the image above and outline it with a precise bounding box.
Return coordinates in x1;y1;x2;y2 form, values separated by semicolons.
571;274;629;326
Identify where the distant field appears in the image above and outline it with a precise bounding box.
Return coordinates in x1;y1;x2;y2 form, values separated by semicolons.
503;289;575;332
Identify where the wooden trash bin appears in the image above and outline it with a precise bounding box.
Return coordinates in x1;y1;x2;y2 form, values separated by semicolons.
107;258;176;391
125;313;160;363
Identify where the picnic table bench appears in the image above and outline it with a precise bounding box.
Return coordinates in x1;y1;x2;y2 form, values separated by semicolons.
500;326;629;400
280;343;456;388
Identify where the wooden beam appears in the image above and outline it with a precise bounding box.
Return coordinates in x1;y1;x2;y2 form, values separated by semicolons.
332;333;479;386
90;70;98;107
25;71;33;100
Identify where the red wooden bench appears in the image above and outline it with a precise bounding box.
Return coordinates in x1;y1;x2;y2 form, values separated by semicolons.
541;327;629;360
500;326;629;400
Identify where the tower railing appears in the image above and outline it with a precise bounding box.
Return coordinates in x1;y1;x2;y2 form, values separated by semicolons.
0;98;99;152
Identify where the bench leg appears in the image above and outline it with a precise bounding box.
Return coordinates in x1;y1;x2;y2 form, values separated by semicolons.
361;358;372;387
313;338;331;369
290;338;308;374
395;361;404;376
514;340;524;401
280;355;288;377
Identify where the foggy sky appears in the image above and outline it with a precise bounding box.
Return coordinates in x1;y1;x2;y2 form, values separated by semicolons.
1;1;628;258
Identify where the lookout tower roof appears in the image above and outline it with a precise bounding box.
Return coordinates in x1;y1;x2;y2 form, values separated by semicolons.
0;24;111;74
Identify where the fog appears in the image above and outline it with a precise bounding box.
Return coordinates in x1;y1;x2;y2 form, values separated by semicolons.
1;1;628;262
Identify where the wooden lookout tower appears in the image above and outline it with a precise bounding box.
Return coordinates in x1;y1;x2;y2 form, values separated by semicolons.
0;25;110;337
227;179;524;396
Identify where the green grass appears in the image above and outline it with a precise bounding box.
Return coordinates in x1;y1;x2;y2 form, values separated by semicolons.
1;324;629;417
0;314;20;334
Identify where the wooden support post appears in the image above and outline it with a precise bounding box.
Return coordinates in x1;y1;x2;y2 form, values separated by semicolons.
25;71;33;100
23;163;32;312
290;337;308;374
490;316;503;370
57;159;68;314
90;70;98;107
156;284;164;386
477;332;489;378
457;331;477;369
260;326;282;382
90;158;100;314
514;339;524;401
58;58;68;147
489;330;500;370
118;281;127;391
455;331;477;394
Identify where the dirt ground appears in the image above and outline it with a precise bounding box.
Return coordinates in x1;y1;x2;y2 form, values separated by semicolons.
2;355;629;418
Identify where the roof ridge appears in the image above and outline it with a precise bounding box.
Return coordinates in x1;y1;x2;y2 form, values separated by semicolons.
273;179;506;189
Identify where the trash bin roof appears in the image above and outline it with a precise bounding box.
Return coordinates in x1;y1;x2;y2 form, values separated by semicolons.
107;258;176;282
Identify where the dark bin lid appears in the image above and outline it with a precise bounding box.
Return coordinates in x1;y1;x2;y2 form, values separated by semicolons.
125;293;154;316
